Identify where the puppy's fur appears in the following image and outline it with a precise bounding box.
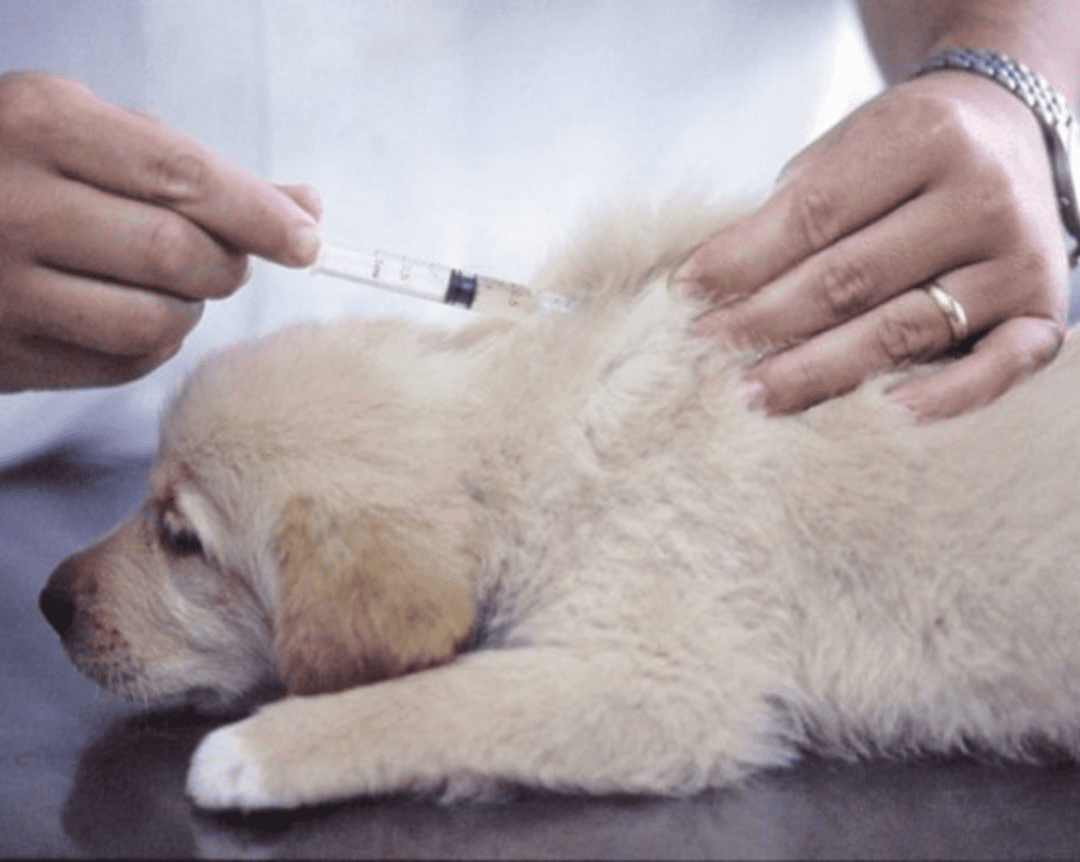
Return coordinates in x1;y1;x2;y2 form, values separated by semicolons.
42;201;1080;811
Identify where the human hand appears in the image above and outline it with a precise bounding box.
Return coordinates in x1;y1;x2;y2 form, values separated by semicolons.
0;72;323;392
677;71;1070;421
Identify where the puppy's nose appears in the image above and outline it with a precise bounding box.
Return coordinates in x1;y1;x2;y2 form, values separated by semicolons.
39;580;76;637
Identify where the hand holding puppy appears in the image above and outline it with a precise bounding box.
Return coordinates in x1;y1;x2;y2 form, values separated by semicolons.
0;72;323;391
681;1;1080;421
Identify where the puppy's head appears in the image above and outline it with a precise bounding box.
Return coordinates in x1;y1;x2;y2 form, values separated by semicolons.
41;322;480;712
40;478;280;713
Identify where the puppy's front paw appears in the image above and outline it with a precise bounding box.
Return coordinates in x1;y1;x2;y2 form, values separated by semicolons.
187;722;273;811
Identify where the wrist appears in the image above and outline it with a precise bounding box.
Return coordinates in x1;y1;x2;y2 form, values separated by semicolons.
921;31;1077;104
859;2;1080;101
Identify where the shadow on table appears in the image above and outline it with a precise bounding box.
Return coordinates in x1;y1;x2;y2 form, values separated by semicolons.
60;705;1080;861
59;708;779;860
60;710;213;859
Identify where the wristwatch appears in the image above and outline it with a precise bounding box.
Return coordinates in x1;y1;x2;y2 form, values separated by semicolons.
917;47;1080;268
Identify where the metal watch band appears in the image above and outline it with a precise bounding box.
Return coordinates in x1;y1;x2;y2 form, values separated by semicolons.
917;47;1080;267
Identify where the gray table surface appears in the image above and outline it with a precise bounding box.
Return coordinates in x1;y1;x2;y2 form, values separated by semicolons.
3;452;1080;860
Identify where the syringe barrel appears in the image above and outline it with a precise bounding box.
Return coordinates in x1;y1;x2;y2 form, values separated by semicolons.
312;243;571;321
314;246;452;303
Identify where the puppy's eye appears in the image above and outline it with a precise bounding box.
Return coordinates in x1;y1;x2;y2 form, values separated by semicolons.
159;510;204;557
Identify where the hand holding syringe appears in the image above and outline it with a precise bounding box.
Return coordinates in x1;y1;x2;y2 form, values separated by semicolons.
311;245;572;321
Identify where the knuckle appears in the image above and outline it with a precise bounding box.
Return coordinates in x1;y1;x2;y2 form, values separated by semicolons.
968;170;1026;243
907;89;1008;186
814;256;878;321
139;213;244;298
1008;245;1062;309
142;146;212;202
119;297;199;359
912;96;1045;249
907;89;973;157
972;246;1066;327
1015;244;1055;284
874;305;937;367
786;185;842;255
1006;246;1058;298
204;253;249;299
140;214;195;286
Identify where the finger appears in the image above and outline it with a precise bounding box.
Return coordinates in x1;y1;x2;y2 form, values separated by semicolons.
889;316;1064;421
677;91;946;300
276;183;324;222
4;264;203;358
0;332;183;391
745;265;998;415
2;74;320;266
695;187;993;348
21;170;248;300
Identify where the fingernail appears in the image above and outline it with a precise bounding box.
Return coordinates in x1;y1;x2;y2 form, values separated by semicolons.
741;378;767;411
287;223;322;267
669;256;706;299
887;386;929;422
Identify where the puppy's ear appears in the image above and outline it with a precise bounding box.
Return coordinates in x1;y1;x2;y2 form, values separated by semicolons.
272;496;476;696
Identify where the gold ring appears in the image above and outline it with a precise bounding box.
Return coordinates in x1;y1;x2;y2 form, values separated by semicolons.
925;281;969;344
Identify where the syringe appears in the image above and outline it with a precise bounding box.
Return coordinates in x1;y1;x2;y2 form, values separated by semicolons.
311;244;572;321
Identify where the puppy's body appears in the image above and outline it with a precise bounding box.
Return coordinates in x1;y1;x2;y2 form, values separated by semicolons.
42;204;1080;810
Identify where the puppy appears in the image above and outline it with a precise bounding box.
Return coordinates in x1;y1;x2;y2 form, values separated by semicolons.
41;201;1080;811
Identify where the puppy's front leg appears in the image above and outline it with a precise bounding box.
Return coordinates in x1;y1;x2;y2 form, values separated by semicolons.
187;647;784;810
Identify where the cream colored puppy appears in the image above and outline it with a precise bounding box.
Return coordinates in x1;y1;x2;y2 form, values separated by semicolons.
41;202;1080;811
